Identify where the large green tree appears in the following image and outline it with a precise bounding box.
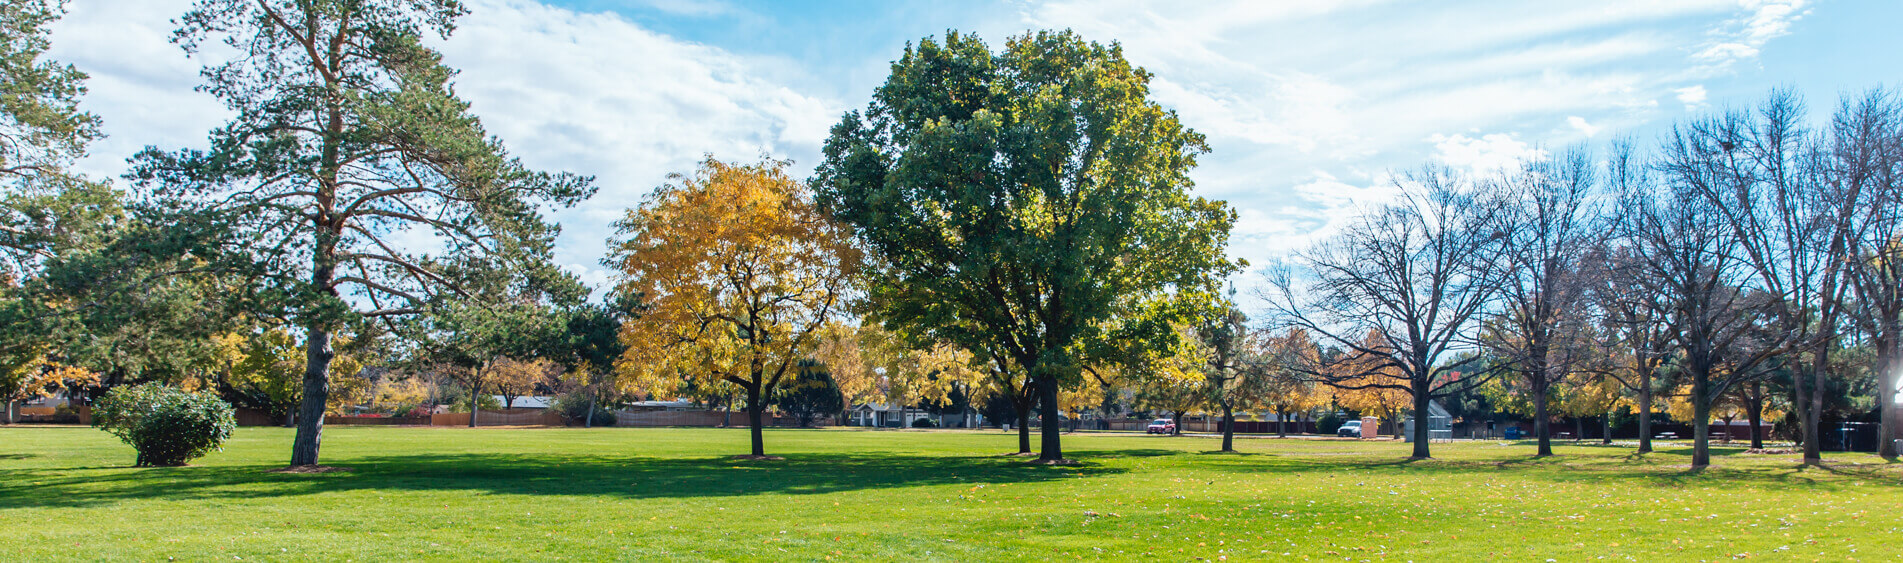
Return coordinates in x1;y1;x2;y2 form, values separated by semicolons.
0;0;109;280
815;30;1237;463
0;0;117;379
131;0;593;467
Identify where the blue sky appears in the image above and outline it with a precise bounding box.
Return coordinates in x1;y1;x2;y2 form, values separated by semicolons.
47;0;1902;292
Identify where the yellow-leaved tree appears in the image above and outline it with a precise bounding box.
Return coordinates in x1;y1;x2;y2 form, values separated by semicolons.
612;157;859;458
1257;329;1325;437
3;350;99;424
815;322;985;428
490;357;559;410
1331;330;1412;439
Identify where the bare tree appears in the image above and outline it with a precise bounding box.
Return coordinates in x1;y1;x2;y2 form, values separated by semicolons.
1267;164;1512;459
1595;142;1680;454
1620;144;1781;468
1827;88;1903;459
1485;147;1610;457
1660;90;1856;465
1596;246;1677;454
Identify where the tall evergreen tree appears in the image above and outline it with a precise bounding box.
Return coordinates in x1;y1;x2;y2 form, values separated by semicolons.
130;0;593;467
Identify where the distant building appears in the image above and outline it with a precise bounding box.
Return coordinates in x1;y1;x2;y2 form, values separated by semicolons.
492;396;552;410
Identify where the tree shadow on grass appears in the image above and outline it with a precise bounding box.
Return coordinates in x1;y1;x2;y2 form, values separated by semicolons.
0;451;1128;510
1187;445;1900;491
1065;449;1180;458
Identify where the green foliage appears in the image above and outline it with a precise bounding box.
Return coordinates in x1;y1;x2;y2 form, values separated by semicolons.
774;363;844;428
126;0;595;464
435;385;501;413
816;30;1237;458
0;0;102;262
90;382;235;466
550;390;617;426
218;330;304;422
817;30;1237;379
910;417;937;428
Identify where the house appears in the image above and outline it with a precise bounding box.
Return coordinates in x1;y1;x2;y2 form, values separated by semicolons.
17;393;69;417
492;395;552;410
848;403;934;427
1401;400;1454;442
628;399;703;412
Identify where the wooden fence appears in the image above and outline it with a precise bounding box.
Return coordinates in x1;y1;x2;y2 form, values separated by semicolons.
430;410;567;427
329;415;431;426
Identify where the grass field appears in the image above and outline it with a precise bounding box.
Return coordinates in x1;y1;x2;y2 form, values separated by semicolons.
2;426;1899;561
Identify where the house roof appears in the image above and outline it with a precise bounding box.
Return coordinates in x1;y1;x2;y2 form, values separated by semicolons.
493;395;552;409
630;400;698;409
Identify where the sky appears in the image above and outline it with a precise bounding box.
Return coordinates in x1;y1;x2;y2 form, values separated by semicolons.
44;0;1903;295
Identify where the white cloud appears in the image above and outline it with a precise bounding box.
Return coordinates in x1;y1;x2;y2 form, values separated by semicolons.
45;0;228;181
52;0;839;292
1002;0;1800;294
1224;170;1395;269
1693;0;1808;69
1567;116;1601;137
437;0;842;288
50;0;1828;298
1676;84;1710;109
1429;133;1545;175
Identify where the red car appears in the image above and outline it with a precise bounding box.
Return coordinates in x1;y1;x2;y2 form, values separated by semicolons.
1146;419;1177;434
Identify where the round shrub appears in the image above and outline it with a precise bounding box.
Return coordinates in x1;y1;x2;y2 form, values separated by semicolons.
911;417;937;428
91;383;237;467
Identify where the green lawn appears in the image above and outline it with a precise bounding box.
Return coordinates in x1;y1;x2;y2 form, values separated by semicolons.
1;426;1899;561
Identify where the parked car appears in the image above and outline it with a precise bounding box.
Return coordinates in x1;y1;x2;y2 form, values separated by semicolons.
1146;419;1177;434
1337;420;1363;437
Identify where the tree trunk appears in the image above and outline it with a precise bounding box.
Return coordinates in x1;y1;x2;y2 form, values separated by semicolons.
1601;413;1612;445
1035;375;1064;462
289;90;347;469
1691;370;1711;469
1804;347;1826;465
468;383;479;428
1637;370;1654;454
746;385;765;457
1172;409;1186;436
1016;409;1032;454
1409;386;1431;459
282;410;295;428
584;389;598;429
5;400;16;424
289;321;335;467
1573;417;1584;444
1277;407;1288;438
1534;376;1552;456
1880;334;1899;459
1220;400;1235;452
1746;384;1764;450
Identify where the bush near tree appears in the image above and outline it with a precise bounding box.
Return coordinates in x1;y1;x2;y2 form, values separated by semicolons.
90;382;236;467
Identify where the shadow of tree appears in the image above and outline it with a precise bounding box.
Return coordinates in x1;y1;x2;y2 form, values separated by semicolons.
1185;446;1901;490
0;451;1128;509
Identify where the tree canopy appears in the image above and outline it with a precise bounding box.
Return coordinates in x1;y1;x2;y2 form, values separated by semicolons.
815;29;1238;462
128;0;593;466
612;156;858;458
